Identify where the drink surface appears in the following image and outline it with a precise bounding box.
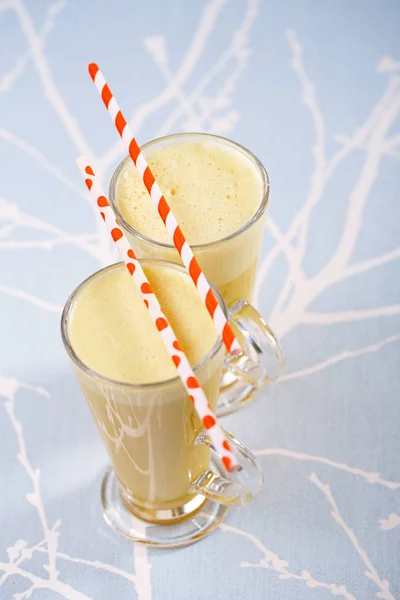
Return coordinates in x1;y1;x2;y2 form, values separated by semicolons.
116;139;264;245
68;263;219;383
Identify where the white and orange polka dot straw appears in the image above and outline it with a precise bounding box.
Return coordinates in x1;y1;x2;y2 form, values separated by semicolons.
88;63;242;356
76;157;239;472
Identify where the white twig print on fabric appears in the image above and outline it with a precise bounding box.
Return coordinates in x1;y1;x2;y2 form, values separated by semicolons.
379;513;400;531
254;31;400;342
0;0;66;94
277;334;400;383
220;523;358;599
310;473;395;600
0;375;144;598
1;377;59;590
255;448;400;490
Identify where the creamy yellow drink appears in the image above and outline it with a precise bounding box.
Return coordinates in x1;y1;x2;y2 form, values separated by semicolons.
111;134;268;306
66;262;224;515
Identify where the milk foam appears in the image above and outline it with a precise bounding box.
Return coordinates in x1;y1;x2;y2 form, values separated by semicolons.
68;264;218;384
117;140;263;245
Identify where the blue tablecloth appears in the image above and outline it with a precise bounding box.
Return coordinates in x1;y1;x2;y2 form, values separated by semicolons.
1;1;399;598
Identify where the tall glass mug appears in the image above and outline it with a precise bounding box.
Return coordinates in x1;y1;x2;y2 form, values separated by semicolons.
109;133;284;415
61;261;266;548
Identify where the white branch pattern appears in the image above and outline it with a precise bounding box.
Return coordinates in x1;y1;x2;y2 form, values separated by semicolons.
310;474;395;600
379;513;400;531
220;523;357;599
278;334;400;383
0;285;62;312
254;448;400;490
255;30;400;342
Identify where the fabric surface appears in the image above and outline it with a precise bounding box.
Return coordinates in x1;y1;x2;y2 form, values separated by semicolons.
1;1;399;599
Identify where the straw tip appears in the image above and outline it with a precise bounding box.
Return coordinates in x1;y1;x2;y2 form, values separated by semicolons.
76;157;95;179
76;156;87;170
88;63;99;80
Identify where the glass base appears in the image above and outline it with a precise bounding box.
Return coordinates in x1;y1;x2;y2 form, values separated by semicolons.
101;469;229;548
217;368;257;417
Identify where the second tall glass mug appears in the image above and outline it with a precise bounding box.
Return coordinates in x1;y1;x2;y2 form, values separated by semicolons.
62;260;265;548
109;133;284;414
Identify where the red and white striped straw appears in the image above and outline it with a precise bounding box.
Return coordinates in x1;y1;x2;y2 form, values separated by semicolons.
76;156;238;472
88;63;241;356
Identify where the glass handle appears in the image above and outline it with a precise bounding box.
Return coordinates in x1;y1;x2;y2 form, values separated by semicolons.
217;300;285;416
191;430;264;507
227;299;284;382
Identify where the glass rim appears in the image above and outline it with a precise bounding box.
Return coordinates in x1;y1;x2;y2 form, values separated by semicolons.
61;259;226;391
109;132;270;251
